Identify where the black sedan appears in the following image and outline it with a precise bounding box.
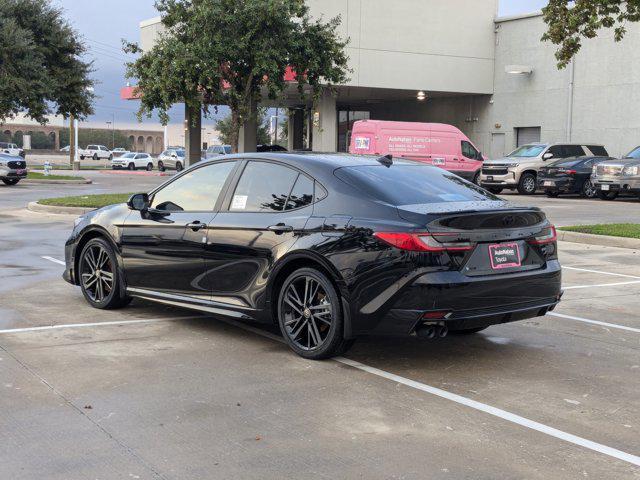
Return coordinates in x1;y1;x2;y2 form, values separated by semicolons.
63;153;562;359
538;156;612;198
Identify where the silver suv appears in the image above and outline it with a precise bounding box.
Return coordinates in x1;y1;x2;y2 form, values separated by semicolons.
0;153;27;186
157;148;185;172
480;143;608;195
592;146;640;200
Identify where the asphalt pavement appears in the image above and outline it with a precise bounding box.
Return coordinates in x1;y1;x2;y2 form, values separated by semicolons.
1;175;639;479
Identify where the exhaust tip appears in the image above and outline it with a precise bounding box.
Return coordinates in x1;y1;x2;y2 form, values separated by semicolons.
416;325;437;339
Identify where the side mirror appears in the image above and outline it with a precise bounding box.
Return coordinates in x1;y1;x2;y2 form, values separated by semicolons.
127;193;149;211
171;153;177;158
542;152;554;160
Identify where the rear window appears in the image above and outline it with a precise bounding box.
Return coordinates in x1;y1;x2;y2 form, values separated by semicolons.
588;145;608;156
626;147;640;159
334;164;498;206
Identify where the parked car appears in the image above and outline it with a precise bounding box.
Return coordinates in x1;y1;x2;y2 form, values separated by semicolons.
0;142;25;158
591;146;640;200
205;144;232;159
111;152;154;171
0;153;27;185
60;145;70;152
63;153;561;359
257;144;287;152
157;148;185;172
538;156;612;198
480;143;608;195
112;148;129;157
80;145;112;160
349;120;485;184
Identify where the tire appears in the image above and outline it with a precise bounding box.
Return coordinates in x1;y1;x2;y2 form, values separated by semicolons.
80;156;85;160
277;267;353;360
581;180;597;199
93;153;98;160
109;154;113;161
517;173;537;195
472;171;481;185
545;190;560;198
597;190;618;200
175;161;183;172
78;238;131;309
128;163;136;171
2;178;20;186
487;187;503;194
157;161;166;172
449;326;489;335
146;163;153;171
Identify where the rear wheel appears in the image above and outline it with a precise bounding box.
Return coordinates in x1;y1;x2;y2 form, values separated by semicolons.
597;190;618;200
2;178;20;186
277;268;354;360
146;163;153;171
517;173;537;195
449;326;488;335
79;238;131;309
175;161;183;172
581;180;597;198
486;187;503;194
128;163;135;170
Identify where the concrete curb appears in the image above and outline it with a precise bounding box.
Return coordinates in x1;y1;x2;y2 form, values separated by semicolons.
558;230;640;250
27;201;95;215
22;178;92;185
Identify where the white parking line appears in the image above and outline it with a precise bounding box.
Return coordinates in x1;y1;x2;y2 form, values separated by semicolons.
563;266;640;280
0;316;204;335
41;256;65;266
335;357;640;467
563;280;640;290
547;312;640;334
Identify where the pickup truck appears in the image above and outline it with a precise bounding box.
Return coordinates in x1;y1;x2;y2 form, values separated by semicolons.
80;145;113;160
0;142;25;158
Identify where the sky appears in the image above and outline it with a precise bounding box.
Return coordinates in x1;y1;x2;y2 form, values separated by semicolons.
54;0;549;127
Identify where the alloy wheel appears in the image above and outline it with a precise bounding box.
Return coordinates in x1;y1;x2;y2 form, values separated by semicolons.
583;180;596;198
80;244;114;303
523;176;536;193
281;276;333;351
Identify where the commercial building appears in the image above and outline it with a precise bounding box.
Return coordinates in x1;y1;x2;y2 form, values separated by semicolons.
135;1;640;159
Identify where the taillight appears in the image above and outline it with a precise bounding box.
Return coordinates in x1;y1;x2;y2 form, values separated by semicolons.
564;169;577;175
529;225;557;245
374;232;474;252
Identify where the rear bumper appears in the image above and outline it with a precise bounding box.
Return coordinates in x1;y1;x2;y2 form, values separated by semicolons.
359;260;562;336
538;178;578;193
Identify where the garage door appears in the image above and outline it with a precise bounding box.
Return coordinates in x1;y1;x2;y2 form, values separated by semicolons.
516;127;541;147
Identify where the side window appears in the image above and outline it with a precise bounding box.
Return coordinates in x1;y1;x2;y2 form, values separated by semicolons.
230;161;299;212
151;161;235;212
546;146;564;158
286;174;314;210
461;141;480;160
563;145;585;157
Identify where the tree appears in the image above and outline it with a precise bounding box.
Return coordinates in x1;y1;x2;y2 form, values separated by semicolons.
542;0;640;68
0;0;95;123
217;111;270;146
125;0;349;152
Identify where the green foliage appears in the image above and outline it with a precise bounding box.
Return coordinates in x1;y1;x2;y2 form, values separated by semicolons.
59;129;132;150
216;110;271;146
0;0;95;123
39;193;133;208
559;223;640;239
125;0;349;151
542;0;640;68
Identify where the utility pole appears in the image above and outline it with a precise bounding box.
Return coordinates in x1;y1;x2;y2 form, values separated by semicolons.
69;114;76;169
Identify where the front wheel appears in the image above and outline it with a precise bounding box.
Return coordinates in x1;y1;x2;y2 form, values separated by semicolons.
517;173;537;195
472;171;481;185
157;161;166;172
2;178;20;186
175;161;183;172
581;180;597;199
277;268;354;360
109;154;113;161
597;190;618;200
128;163;135;171
78;238;131;309
93;153;98;160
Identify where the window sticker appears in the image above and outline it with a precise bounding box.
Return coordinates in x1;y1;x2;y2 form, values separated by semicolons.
231;194;248;210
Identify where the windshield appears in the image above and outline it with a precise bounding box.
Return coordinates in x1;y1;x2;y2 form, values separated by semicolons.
507;145;546;158
121;153;136;158
625;147;640;159
176;150;185;157
334;164;498;206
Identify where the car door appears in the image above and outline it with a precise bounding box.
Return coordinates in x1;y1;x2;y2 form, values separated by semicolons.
203;160;315;311
120;161;238;298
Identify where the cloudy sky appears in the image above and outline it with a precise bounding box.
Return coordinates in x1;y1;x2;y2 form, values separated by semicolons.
53;0;548;126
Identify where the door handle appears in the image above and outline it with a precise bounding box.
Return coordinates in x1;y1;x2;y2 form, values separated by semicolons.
268;223;294;234
187;221;205;231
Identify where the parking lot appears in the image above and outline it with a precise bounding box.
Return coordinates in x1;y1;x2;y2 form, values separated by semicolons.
2;175;640;479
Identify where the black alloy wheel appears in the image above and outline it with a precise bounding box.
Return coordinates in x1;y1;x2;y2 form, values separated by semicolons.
581;180;597;198
128;163;136;170
517;173;537;195
278;268;353;359
175;162;183;172
2;178;20;185
79;238;131;309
